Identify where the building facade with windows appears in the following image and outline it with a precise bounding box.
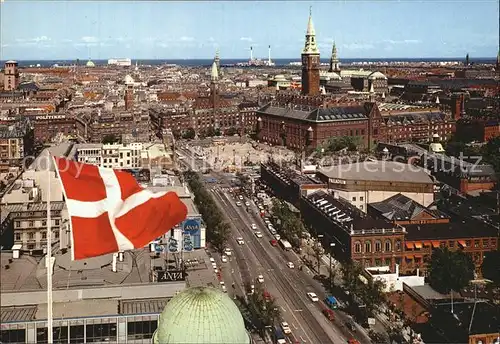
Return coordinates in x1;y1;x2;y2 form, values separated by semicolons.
0;118;35;173
75;143;144;169
300;190;406;271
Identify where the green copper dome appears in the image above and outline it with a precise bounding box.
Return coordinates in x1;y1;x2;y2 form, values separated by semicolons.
153;287;251;344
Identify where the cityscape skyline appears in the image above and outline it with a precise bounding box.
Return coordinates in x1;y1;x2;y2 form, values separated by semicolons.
1;0;498;60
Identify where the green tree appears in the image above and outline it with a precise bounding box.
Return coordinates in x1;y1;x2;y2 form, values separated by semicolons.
481;136;500;174
182;127;196;140
312;242;324;273
102;134;121;144
183;171;230;253
325;136;360;152
341;262;364;296
205;127;216;137
481;250;500;284
427;247;475;294
360;279;387;313
225;127;238;136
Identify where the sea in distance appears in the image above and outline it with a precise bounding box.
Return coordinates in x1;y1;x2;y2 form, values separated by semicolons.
1;57;496;67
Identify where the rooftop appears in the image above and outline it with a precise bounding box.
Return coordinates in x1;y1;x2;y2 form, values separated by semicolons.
318;161;434;184
369;193;449;222
404;217;498;241
261;162;323;186
305;190;402;235
0;248;151;293
257;103;369;123
432;300;499;337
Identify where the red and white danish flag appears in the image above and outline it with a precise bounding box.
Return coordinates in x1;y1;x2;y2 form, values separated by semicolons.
54;157;188;260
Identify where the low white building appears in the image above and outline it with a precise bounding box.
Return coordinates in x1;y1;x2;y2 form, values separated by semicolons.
365;265;425;292
75;143;144;169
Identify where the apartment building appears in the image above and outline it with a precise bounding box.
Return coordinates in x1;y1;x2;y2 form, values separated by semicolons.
2;202;68;251
0;118;34;173
76;143;143;169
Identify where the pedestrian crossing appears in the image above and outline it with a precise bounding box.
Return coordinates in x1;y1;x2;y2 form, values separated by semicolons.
210;186;236;193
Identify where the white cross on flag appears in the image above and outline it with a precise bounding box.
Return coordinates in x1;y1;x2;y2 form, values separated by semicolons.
54;157;188;260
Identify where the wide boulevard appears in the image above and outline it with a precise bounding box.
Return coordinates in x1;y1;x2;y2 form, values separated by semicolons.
177;145;372;344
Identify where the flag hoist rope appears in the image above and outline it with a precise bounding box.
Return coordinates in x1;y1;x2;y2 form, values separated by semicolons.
47;158;54;343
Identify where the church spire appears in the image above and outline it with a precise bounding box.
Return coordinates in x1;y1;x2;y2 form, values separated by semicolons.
214;48;221;76
302;6;319;54
329;41;340;73
211;60;219;82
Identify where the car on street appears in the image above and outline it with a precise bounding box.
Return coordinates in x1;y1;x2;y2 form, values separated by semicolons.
254;231;263;238
307;292;319;302
221;255;228;263
236;201;242;206
323;309;335;321
224;248;232;256
245;201;250;207
209;257;215;263
348;339;360;344
345;321;356;332
257;275;264;283
236;237;245;245
270;239;278;246
280;322;291;334
251;223;257;230
238;195;244;200
274;234;281;241
287;262;295;268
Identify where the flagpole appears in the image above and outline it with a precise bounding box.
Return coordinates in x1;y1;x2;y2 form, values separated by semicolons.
47;156;53;344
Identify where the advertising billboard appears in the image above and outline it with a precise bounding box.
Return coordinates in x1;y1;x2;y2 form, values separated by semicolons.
183;218;201;250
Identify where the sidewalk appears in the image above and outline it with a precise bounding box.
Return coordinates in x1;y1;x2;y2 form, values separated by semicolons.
301;242;392;341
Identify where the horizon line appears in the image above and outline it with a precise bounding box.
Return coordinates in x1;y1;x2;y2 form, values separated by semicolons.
1;56;497;61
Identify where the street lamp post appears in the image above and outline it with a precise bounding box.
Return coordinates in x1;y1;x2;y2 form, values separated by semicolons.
329;242;336;290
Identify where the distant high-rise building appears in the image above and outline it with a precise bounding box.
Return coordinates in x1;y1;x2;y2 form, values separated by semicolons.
301;7;320;96
3;60;20;91
465;53;470;66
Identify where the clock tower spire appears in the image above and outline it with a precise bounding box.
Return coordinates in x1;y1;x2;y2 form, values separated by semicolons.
301;7;320;96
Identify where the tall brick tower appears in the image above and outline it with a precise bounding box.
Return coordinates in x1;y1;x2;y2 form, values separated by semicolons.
125;85;134;110
4;60;20;91
301;7;320;96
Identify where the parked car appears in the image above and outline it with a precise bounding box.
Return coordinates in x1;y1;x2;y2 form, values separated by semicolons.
255;231;263;238
251;223;257;230
221;255;228;263
236;237;245;245
257;275;264;283
270;239;278;246
287;262;295;269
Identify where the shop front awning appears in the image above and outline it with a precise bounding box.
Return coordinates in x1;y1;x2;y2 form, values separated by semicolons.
405;242;414;250
458;240;467;247
414;242;423;249
431;241;440;248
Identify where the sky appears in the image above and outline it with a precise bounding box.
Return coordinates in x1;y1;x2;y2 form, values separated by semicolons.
0;0;498;60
